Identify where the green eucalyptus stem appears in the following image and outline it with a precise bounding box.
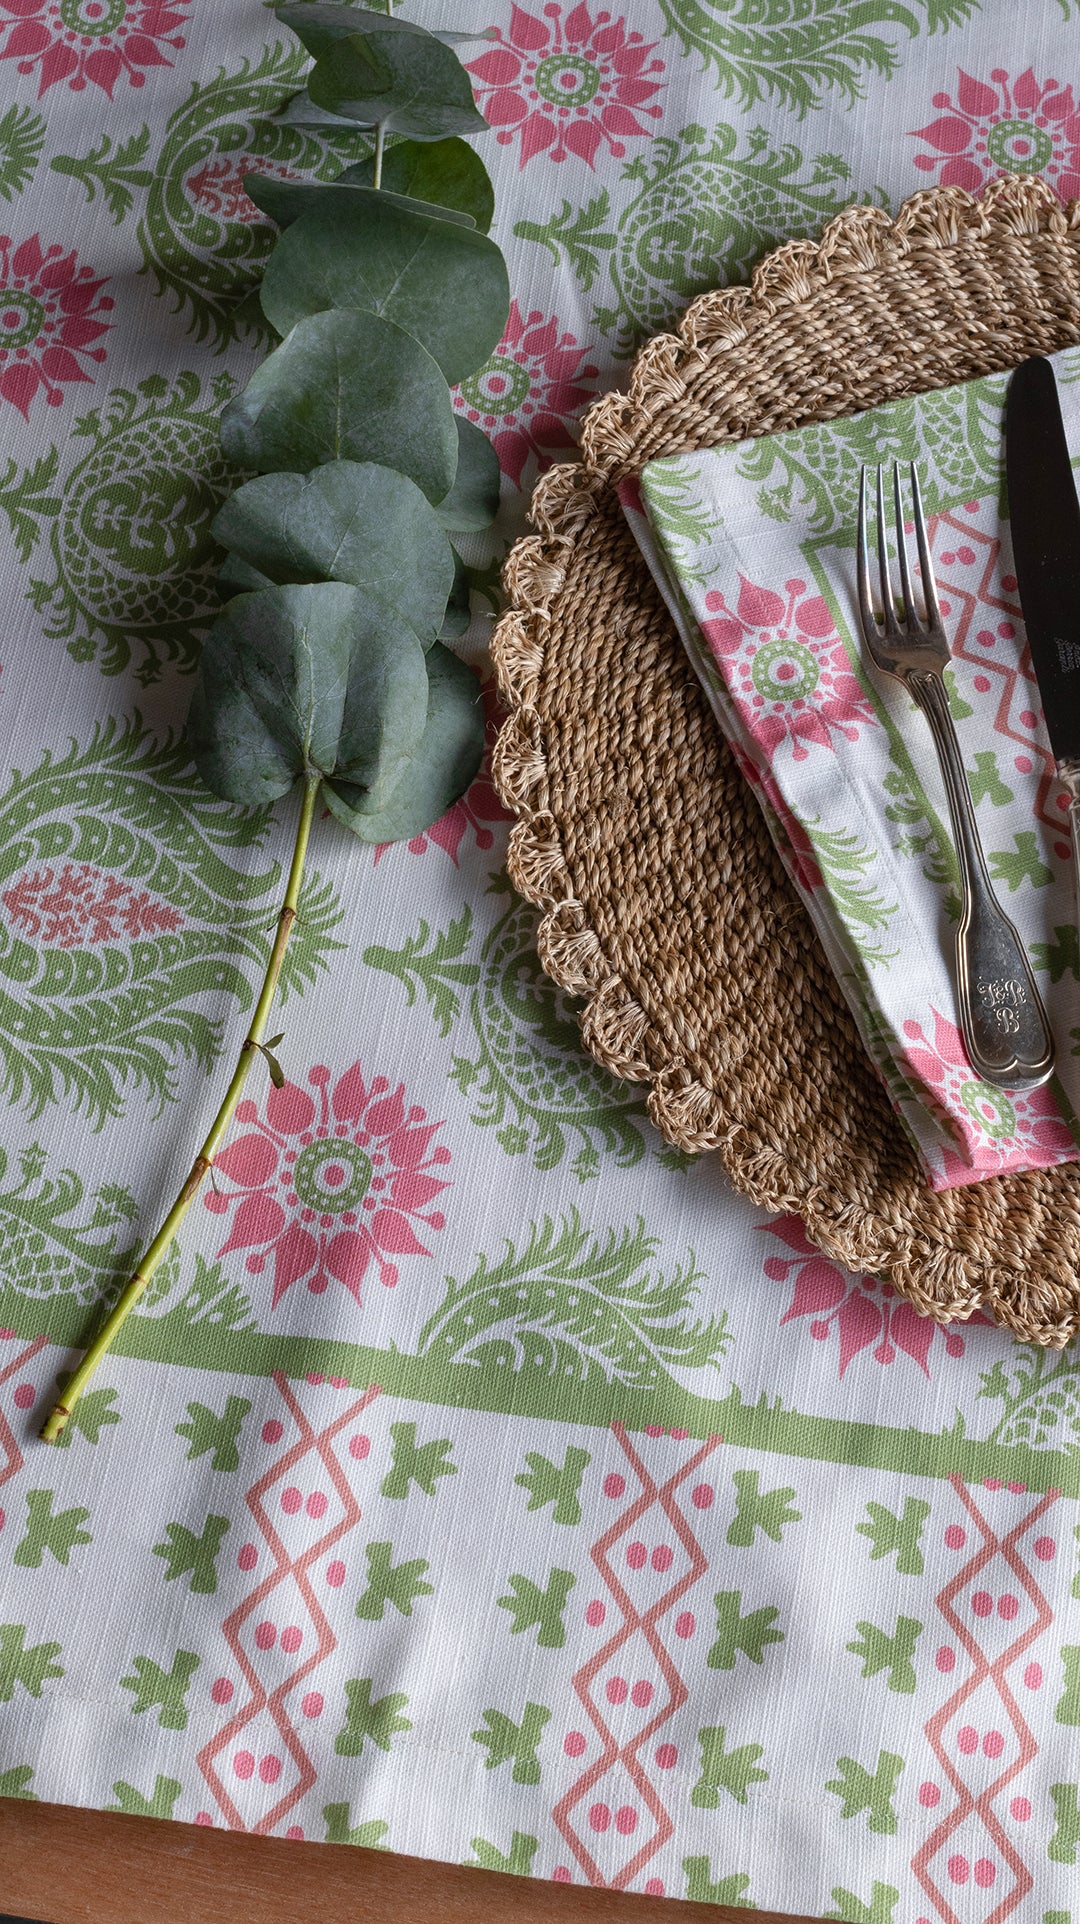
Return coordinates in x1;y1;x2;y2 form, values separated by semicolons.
40;774;323;1443
372;122;386;189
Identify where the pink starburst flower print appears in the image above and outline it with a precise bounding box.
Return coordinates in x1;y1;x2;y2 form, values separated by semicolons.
374;681;512;865
762;1214;978;1377
0;234;112;418
457;299;600;489
0;0;187;97
2;864;181;948
466;3;664;168
901;1008;1076;1183
910;68;1080;203
204;1065;451;1307
701;575;877;762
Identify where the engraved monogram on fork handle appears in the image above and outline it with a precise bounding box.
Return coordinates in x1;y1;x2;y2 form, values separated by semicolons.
857;464;1054;1092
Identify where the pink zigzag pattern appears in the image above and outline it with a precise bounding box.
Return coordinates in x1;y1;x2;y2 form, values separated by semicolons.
552;1421;722;1888
197;1372;381;1832
931;513;1062;841
0;1334;48;1490
912;1474;1060;1924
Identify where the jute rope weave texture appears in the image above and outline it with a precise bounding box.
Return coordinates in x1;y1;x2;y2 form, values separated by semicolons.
492;176;1080;1347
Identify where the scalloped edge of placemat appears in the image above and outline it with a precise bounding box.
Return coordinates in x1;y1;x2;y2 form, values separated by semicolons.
491;176;1080;1343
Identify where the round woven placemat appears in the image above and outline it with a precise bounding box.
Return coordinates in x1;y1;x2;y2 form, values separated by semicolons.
491;175;1080;1347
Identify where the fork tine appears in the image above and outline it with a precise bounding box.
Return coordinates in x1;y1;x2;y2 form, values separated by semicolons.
856;467;878;638
892;462;921;633
909;461;942;629
874;464;901;637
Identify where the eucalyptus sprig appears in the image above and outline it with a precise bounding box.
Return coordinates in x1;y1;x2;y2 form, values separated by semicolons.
41;0;509;1441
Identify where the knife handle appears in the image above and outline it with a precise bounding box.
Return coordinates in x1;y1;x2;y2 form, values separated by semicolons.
1061;761;1080;952
911;671;1055;1091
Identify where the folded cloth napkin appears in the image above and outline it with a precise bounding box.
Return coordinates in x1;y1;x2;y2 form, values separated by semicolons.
619;348;1080;1190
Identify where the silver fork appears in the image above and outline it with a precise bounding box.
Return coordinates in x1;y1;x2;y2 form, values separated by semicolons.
857;462;1054;1091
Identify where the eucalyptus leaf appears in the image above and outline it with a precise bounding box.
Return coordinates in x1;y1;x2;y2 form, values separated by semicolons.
217;552;275;595
324;642;484;841
439;545;470;639
435;417;501;531
276;7;484;55
340;137;494;233
275;88;360;131
186;582;429;811
244;173;473;231
219;309;458;505
213;461;455;644
260;190;508;385
308;28;487;139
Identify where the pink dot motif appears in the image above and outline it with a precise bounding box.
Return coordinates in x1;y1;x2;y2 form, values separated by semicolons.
630;1679;653;1708
974;1859;996;1889
348;1433;370;1460
919;1781;941;1807
948;1854;970;1885
12;1384;34;1410
195;1812;213;1826
259;1755;282;1784
1010;1795;1031;1822
552;1866;572;1883
644;1424;663;1437
691;1483;714;1510
301;1692;324;1719
564;1730;586;1758
944;1524;966;1549
674;1611;694;1639
651;1544;673;1573
254;1621;276;1651
670;1428;688;1441
306;1491;328;1520
211;1677;234;1705
1034;1535;1056;1561
1024;1662;1042;1691
281;1486;302;1515
234;1750;255;1780
655;1743;677;1769
281;1625;302;1654
626;1540;647;1569
644;1879;664;1897
602;1473;625;1499
606;1675;628;1704
238;1543;258;1571
584;1600;605;1627
285;1826;304;1841
326;1559;345;1587
589;1803;611;1833
982;1729;1004;1759
957;1725;979;1755
971;1590;993;1617
262;1419;283;1444
0;1509;5;1533
998;1593;1019;1621
614;1805;637;1836
936;1645;956;1673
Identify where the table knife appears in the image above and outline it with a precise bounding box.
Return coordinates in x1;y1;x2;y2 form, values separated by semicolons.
1006;355;1080;920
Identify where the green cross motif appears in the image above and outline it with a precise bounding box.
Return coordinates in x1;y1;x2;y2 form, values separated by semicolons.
1050;1783;1080;1863
120;1649;200;1730
335;1678;412;1757
497;1569;576;1649
707;1590;784;1670
690;1726;769;1807
846;1616;923;1695
0;1624;63;1703
323;1804;389;1849
151;1515;230;1594
174;1395;252;1472
471;1702;551;1785
13;1490;92;1568
726;1470;801;1546
380;1421;457;1499
514;1447;591;1525
355;1541;434;1620
469;1833;539;1876
682;1859;754;1906
856;1498;930;1575
107;1776;182;1820
826;1751;904;1834
824;1882;900;1923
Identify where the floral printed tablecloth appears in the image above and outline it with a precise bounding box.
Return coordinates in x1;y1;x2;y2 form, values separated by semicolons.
1;4;1080;1922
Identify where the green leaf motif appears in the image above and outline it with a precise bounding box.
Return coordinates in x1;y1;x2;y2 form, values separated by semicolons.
214;463;455;647
258;187;509;385
803;822;898;967
0;104;45;203
690;1725;768;1806
826;1750;904;1834
0;719;342;1128
824;1882;900;1924
308;23;488;138
120;1649;200;1730
468;1833;539;1876
417;1209;730;1398
978;1345;1080;1453
323;1803;390;1848
18;373;243;684
220;309;458;506
135;42;374;350
0;1139;136;1309
51;127;153;222
656;0;975;118
335;1676;412;1756
365;893;651;1179
0;1765;37;1801
683;1859;755;1906
516;126;873;358
471;1701;551;1784
107;1776;182;1820
0;1625;64;1704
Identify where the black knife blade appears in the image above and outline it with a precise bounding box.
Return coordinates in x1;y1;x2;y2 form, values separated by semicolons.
1006;355;1080;770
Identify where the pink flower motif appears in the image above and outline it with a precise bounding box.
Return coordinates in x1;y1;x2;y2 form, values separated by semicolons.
0;0;187;97
702;574;878;762
373;680;512;866
2;863;181;948
457;299;600;489
910;68;1080;203
762;1214;978;1378
204;1064;451;1308
466;2;664;168
0;234;112;418
901;1008;1076;1180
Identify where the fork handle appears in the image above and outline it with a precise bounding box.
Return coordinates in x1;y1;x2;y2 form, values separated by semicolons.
910;671;1055;1091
